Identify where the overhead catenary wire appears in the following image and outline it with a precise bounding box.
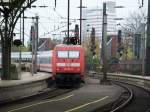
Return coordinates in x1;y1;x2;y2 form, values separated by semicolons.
39;22;49;33
14;27;30;38
39;24;68;38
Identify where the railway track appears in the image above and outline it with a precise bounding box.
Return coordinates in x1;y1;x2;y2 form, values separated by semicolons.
0;86;74;109
90;75;150;112
111;81;150;112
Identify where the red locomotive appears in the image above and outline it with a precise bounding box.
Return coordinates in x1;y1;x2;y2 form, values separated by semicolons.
52;44;85;86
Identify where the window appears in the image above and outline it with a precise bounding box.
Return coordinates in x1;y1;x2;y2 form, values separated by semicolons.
69;51;80;58
57;51;80;58
57;51;68;58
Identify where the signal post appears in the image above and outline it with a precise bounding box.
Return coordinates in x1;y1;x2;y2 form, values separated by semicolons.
90;27;96;57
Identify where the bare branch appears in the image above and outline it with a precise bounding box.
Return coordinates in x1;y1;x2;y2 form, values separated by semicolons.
122;9;147;35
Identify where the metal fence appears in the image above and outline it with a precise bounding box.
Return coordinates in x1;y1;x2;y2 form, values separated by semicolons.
109;60;142;75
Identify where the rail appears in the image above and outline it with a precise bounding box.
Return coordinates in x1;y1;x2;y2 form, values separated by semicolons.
88;72;150;112
110;81;133;112
88;72;150;92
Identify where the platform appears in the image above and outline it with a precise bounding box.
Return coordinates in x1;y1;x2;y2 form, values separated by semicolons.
0;72;52;103
0;72;52;87
0;77;125;112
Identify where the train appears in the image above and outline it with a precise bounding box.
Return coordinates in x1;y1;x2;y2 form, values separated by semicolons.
8;51;53;73
52;44;85;86
0;44;85;85
0;44;85;86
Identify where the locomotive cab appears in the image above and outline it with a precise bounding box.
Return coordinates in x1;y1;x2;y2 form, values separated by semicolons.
52;44;85;86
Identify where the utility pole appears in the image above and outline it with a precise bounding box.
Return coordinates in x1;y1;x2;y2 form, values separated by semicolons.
142;25;146;76
22;11;25;46
145;0;150;75
100;3;108;84
19;10;22;77
31;15;39;74
67;0;70;44
80;0;82;45
78;0;86;45
31;23;35;74
34;15;39;74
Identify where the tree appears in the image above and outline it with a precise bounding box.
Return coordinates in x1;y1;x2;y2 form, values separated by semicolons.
0;0;37;79
118;10;147;61
83;35;101;71
122;10;147;35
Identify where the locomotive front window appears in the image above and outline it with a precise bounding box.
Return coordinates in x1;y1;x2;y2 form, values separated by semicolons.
69;51;80;58
57;51;68;58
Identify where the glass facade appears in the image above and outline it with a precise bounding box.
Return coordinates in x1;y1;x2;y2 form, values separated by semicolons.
82;1;117;42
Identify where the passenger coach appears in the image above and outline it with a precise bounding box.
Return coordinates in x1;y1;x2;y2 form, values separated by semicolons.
52;44;85;86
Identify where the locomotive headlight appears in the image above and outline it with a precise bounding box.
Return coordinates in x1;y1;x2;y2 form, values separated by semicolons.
71;63;80;67
57;63;65;67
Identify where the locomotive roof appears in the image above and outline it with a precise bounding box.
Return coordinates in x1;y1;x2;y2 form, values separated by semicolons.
55;44;83;49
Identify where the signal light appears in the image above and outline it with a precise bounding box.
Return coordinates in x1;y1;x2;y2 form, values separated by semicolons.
70;37;79;45
90;28;96;56
93;51;96;56
63;37;79;45
13;39;22;46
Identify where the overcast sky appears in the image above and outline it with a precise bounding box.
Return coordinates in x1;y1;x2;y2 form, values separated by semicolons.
14;0;148;45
